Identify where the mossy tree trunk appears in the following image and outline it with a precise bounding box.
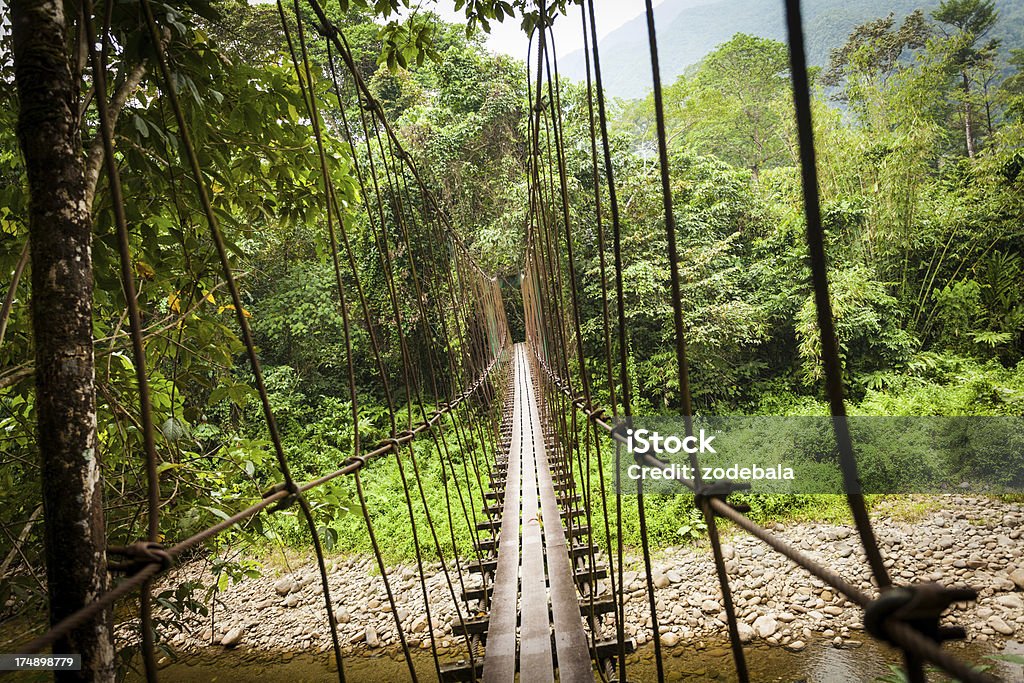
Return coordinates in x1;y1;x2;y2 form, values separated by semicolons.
10;0;114;679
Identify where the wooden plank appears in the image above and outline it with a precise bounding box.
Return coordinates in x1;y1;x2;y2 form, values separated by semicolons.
516;346;554;682
481;347;522;683
527;355;595;683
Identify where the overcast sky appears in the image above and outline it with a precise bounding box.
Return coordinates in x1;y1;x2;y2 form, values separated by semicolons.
424;0;669;60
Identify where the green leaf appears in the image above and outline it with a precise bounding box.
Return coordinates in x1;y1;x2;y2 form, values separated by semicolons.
203;506;231;522
156;461;184;474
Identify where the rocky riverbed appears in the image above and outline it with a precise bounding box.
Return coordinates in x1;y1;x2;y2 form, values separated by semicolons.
133;496;1024;661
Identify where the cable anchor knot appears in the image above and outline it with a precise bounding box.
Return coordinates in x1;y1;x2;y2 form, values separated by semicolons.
694;479;751;514
108;541;173;575
262;480;300;512
864;583;976;647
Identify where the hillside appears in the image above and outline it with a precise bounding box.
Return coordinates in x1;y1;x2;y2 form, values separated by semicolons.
558;0;1024;100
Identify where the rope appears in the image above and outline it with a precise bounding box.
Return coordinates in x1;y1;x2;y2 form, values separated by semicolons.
517;2;995;681
12;4;1000;683
639;0;749;677
80;3;162;678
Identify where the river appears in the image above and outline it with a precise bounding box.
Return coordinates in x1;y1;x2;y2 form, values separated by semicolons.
152;636;1023;682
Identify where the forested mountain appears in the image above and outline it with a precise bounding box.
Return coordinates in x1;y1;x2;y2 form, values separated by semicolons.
558;0;1024;98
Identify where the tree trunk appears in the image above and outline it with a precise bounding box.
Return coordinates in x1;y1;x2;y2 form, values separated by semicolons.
10;1;114;680
962;71;976;158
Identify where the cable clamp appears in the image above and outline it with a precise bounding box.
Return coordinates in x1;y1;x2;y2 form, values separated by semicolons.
315;21;338;39
694;479;751;513
865;583;976;646
262;480;299;512
342;455;367;472
108;541;173;575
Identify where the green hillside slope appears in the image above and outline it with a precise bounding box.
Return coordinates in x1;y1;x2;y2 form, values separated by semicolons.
559;0;1023;99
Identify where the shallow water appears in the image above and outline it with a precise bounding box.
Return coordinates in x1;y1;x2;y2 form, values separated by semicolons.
151;636;1024;682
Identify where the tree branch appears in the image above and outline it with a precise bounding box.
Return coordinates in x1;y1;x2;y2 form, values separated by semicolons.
83;59;150;205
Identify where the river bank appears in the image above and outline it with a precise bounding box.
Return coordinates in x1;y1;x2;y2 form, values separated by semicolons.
150;636;1024;682
127;496;1023;670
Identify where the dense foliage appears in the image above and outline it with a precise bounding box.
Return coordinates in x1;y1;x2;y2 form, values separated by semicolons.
1;0;1022;648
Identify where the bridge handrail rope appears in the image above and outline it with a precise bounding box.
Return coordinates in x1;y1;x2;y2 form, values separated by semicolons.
5;0;1006;681
519;0;996;681
10;352;506;660
9;2;511;682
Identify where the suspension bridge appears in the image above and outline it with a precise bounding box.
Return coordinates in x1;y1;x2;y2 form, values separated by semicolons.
3;0;1010;680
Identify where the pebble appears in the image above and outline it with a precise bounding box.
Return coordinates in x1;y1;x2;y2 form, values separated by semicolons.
1009;567;1024;591
126;496;1022;657
365;625;380;648
996;594;1023;610
987;616;1015;636
221;628;244;647
753;615;778;639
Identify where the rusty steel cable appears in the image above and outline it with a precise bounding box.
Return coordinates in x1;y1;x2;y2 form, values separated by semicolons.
639;0;750;677
517;4;996;679
526;349;996;683
80;3;162;679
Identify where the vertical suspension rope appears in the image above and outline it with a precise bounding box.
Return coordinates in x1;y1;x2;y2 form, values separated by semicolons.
137;2;347;678
80;4;161;679
781;0;892;592
639;0;750;678
580;4;629;677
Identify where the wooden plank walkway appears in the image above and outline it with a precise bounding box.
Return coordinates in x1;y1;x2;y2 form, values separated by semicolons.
481;344;594;683
481;347;522;683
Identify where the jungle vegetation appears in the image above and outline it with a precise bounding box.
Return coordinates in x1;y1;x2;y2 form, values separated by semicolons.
1;0;1022;644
